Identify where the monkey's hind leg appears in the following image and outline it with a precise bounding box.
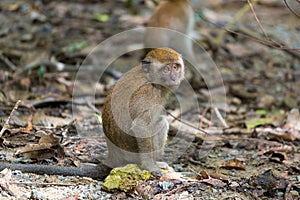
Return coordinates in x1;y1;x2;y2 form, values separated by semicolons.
104;137;141;168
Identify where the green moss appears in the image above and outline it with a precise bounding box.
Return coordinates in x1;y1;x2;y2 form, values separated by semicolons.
102;164;151;192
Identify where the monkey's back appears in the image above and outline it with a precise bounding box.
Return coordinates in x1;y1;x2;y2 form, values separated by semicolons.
102;65;170;153
147;0;193;32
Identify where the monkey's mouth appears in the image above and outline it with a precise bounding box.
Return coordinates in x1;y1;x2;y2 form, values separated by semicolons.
164;82;180;90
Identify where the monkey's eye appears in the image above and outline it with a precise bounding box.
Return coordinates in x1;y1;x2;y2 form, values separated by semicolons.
163;66;170;73
173;64;181;71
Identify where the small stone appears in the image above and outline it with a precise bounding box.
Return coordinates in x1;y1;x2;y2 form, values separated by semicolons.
277;192;284;197
232;97;241;105
159;181;174;191
257;94;275;109
291;190;299;196
229;181;239;188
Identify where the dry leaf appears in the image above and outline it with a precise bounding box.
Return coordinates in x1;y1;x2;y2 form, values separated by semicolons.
159;171;183;181
224;158;246;170
196;170;227;187
0;168;23;197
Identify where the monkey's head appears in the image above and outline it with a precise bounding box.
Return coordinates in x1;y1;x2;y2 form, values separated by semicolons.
141;48;184;90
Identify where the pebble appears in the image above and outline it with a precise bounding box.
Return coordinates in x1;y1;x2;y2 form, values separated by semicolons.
0;172;108;200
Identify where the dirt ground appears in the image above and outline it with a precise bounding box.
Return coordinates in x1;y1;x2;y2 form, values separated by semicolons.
0;0;299;199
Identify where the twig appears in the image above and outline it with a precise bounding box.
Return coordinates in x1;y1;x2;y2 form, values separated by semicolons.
247;0;284;48
284;0;300;18
0;100;22;138
198;115;212;126
19;60;122;79
167;111;208;134
285;181;300;200
86;98;102;115
199;101;211;128
0;53;16;71
9;181;76;187
216;0;257;45
0;183;15;197
213;107;228;128
162;181;198;197
171;107;195;123
247;0;268;38
188;157;207;167
19;60;68;76
200;14;300;59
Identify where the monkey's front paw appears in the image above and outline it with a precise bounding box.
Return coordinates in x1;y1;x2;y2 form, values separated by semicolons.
151;169;163;178
141;163;163;177
156;161;174;171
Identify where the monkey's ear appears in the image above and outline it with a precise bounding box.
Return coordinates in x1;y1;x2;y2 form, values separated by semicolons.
141;58;151;73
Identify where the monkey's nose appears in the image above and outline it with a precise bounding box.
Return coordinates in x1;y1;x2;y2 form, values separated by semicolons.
170;73;177;81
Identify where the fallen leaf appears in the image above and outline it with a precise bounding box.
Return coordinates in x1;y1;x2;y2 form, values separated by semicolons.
249;169;288;191
7;2;22;11
196;170;227;187
93;13;110;22
0;168;23;197
22;115;33;133
256;127;300;141
16;134;64;160
199;177;227;187
209;172;229;182
39;134;61;145
245;118;273;130
223;158;246;170
66;41;88;53
257;144;293;158
159;171;182;181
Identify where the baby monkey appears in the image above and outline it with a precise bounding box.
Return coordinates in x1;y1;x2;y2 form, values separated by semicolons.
0;48;184;178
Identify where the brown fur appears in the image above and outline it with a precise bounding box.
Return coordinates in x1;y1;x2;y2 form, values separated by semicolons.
146;47;180;63
147;0;192;32
102;48;184;172
144;0;195;61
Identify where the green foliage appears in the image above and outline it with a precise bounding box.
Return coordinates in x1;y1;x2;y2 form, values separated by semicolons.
94;113;102;124
256;109;267;115
93;13;110;22
66;41;88;53
38;65;46;81
245;118;273;130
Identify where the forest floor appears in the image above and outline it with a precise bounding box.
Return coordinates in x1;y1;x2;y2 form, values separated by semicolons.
0;0;299;199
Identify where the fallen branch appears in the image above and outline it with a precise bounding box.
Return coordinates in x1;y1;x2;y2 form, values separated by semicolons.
0;53;16;71
247;0;268;38
0;100;22;138
214;107;228;128
167;111;208;135
19;60;122;79
200;7;300;59
216;0;257;45
9;181;76;187
284;0;300;18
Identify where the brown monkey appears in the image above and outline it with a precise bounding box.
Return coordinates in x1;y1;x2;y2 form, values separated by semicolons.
103;47;184;174
144;0;195;60
0;48;184;178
